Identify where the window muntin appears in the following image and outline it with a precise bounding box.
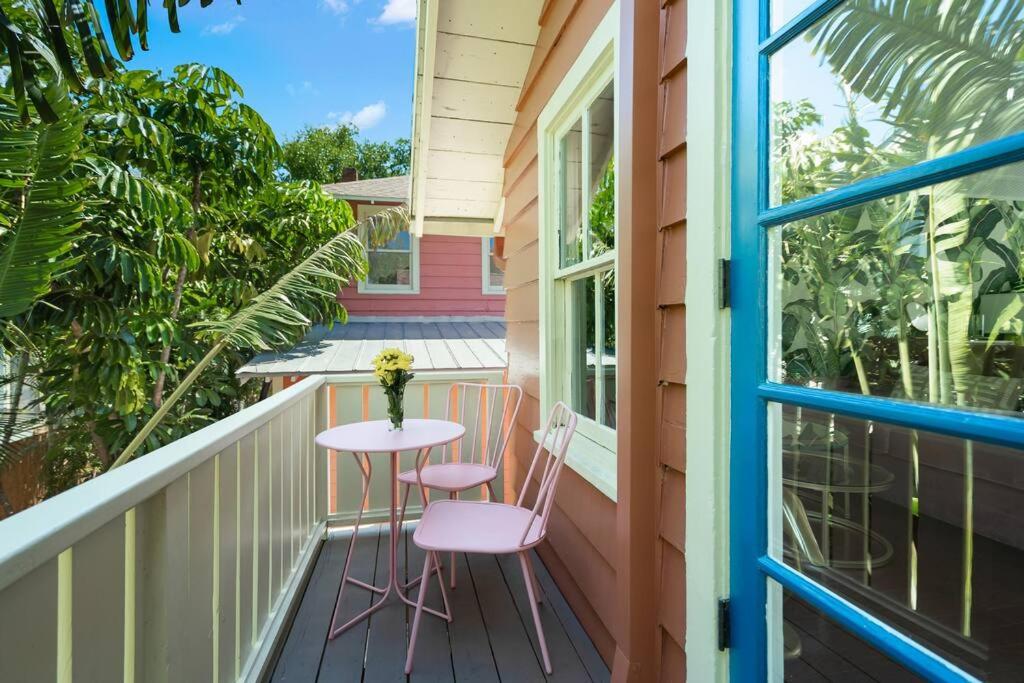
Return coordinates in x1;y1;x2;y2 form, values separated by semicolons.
771;404;1024;679
773;161;1024;418
769;1;1024;206
483;237;505;294
734;1;1024;679
553;77;617;444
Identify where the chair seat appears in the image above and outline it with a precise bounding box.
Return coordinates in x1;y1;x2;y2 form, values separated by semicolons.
413;500;544;554
397;462;497;492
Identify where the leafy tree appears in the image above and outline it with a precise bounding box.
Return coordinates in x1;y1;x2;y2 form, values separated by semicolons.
356;137;410;179
0;63;398;501
281;124;359;184
282;125;411;183
0;0;233;122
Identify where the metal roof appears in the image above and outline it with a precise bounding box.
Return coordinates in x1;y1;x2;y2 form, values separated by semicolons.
322;175;410;203
237;317;507;377
409;1;543;236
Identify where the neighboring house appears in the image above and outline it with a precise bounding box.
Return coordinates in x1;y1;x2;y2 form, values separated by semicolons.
323;174;506;317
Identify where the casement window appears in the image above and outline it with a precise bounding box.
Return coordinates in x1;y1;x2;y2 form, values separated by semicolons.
482;237;506;295
732;1;1024;680
538;4;618;497
357;204;419;294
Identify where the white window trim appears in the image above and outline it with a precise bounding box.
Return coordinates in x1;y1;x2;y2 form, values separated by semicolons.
481;237;505;295
356;224;421;295
537;3;619;499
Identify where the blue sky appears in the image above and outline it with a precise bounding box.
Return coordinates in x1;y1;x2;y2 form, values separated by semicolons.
121;0;417;143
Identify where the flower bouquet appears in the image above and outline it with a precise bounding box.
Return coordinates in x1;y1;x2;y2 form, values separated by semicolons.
372;347;415;430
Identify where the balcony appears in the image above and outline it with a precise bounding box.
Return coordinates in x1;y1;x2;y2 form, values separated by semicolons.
272;524;608;682
0;373;604;682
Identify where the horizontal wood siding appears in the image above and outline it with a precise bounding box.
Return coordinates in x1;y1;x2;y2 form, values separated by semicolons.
499;0;618;666
655;0;688;679
339;235;505;316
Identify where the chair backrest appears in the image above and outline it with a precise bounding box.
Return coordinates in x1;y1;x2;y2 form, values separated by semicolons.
515;402;578;547
441;382;523;470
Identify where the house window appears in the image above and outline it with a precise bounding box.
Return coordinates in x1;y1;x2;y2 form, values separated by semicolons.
482;237;505;294
538;4;618;491
357;205;419;294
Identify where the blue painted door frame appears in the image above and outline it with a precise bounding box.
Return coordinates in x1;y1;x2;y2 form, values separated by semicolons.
728;0;1024;680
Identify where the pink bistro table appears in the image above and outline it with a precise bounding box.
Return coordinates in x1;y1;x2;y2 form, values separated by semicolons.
316;418;465;639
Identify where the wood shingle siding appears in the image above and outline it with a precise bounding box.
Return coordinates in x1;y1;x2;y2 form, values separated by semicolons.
655;0;688;679
500;0;619;667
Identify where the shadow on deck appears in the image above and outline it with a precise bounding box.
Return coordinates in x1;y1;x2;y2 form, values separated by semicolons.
271;524;610;682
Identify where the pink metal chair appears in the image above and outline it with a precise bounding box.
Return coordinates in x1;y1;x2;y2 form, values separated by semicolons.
396;382;523;588
405;401;577;675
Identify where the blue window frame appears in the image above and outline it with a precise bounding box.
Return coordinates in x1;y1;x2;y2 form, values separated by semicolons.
731;1;1024;680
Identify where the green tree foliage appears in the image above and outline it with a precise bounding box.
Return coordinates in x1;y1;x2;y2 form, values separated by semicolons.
282;124;411;183
0;0;233;123
0;63;377;493
281;124;359;184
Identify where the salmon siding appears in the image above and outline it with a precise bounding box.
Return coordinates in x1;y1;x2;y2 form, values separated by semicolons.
339;234;505;316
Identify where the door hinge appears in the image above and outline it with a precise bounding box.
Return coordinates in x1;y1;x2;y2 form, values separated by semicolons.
719;259;731;309
717;598;731;651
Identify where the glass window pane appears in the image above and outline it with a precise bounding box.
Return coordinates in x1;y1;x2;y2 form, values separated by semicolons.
487;238;505;290
771;404;1024;679
772;582;925;681
367;251;412;285
560;119;584;268
772;161;1024;417
569;276;596;421
588;82;615;258
771;0;815;32
770;1;1024;205
377;230;411;251
599;269;616;428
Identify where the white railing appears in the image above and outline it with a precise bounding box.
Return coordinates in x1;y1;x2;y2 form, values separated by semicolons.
0;376;330;683
0;369;510;682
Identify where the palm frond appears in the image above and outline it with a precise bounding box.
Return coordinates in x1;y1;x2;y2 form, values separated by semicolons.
808;0;1024;150
0;86;86;319
194;206;408;350
0;0;241;123
109;205;410;469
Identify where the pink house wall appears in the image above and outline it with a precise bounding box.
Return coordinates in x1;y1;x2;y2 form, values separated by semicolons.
339;234;505;316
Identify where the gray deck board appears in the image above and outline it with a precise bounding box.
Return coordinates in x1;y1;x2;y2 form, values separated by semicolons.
271;523;609;682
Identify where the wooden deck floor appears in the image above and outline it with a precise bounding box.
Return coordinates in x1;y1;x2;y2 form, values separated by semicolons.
270;524;610;683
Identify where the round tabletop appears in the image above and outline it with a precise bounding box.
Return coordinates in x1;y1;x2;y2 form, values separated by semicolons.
315;418;465;453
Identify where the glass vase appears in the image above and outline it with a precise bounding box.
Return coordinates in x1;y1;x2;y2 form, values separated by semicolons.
385;385;405;431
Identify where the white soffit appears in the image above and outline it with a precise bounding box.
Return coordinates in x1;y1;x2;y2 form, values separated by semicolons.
411;0;542;236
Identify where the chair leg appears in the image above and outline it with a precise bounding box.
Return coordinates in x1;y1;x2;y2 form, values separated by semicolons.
431;550;452;621
449;491;457;589
405;553;434;674
396;483;411;531
519;552;551;674
524;552;543;604
486;479;500;502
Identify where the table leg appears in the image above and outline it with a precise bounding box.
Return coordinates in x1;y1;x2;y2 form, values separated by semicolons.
329;452;389;639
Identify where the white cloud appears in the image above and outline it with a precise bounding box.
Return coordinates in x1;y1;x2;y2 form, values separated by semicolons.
320;0;349;14
375;0;416;25
286;81;320;97
202;15;245;36
327;100;388;130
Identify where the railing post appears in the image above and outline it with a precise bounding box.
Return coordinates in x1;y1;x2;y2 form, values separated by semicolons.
315;382;330;523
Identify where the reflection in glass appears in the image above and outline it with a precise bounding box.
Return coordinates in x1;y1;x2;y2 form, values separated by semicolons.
770;0;815;32
774;162;1024;418
772;404;1024;679
770;0;1024;204
560;119;584;267
774;583;924;681
486;237;505;290
599;269;616;428
588;81;615;258
570;277;596;421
